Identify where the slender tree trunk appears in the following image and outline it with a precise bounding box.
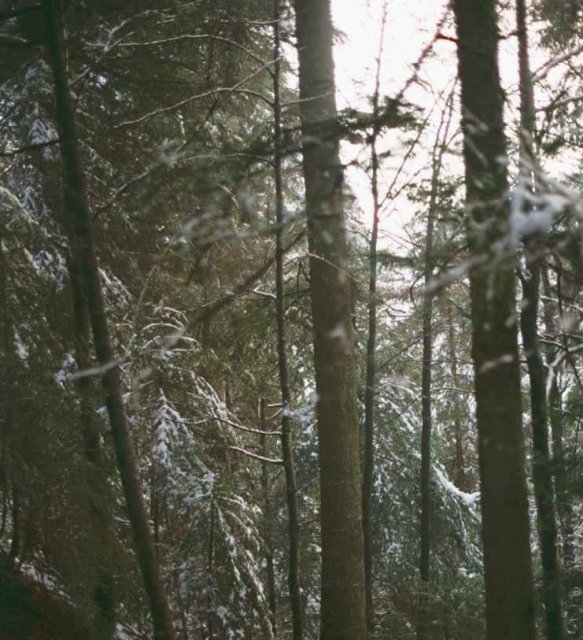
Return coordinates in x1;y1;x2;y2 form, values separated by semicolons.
417;157;438;640
417;96;453;637
541;266;575;632
272;3;303;636
452;1;536;638
0;238;20;566
293;1;367;637
259;399;278;635
44;3;176;639
361;133;379;639
207;496;215;640
362;11;387;631
67;245;116;639
8;483;20;562
516;1;564;638
446;298;467;491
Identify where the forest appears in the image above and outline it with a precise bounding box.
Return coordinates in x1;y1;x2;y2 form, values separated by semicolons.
0;0;582;638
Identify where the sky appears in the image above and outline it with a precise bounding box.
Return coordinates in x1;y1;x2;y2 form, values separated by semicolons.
332;0;450;108
328;0;578;249
331;0;454;246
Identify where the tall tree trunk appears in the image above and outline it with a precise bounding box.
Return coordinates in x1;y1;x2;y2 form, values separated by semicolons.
44;3;176;639
206;496;216;640
417;96;453;638
0;237;21;566
293;1;367;637
446;298;467;491
541;266;575;631
417;150;438;640
516;1;564;638
67;241;116;639
272;2;303;636
259;399;277;635
452;1;536;638
362;9;387;630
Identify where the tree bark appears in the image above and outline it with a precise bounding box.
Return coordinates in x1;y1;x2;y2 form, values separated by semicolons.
206;496;216;640
361;13;386;630
44;2;176;639
0;237;19;566
259;399;277;636
293;1;367;637
446;298;467;491
272;3;303;636
452;1;536;638
541;266;575;630
67;238;116;640
417;148;438;640
516;1;564;638
417;95;453;638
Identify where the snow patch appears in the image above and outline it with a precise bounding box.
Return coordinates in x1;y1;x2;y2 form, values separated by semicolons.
434;466;480;506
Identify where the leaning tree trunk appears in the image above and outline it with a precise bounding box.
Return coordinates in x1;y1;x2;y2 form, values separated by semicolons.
516;1;564;638
272;2;303;636
66;179;116;638
293;1;367;637
44;2;176;639
452;1;536;638
68;253;117;640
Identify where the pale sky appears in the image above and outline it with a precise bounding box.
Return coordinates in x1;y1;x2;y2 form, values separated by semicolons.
332;0;450;107
331;0;454;247
329;0;578;249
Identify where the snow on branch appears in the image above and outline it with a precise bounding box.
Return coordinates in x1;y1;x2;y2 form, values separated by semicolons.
228;446;283;465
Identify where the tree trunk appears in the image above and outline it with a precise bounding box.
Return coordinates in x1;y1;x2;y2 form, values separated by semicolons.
293;1;367;637
446;298;467;491
417;97;453;638
67;239;116;640
44;2;176;639
259;400;277;636
417;151;438;640
516;1;564;638
272;2;303;636
206;496;216;640
452;1;536;638
362;11;386;628
541;266;575;630
0;237;19;566
520;261;564;640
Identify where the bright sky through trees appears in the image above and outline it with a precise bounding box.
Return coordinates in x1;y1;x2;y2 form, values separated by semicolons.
331;0;576;241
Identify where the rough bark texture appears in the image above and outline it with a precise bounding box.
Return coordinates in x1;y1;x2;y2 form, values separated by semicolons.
273;2;303;636
516;1;564;638
293;1;367;637
452;1;536;638
44;2;176;639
